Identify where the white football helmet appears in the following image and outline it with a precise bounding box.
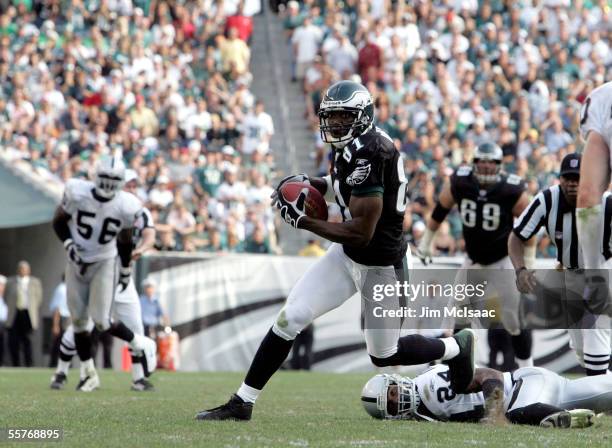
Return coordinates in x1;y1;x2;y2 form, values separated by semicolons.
361;374;423;420
94;155;125;199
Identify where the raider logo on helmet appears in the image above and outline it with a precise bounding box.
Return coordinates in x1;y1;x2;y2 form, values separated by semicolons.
94;155;126;200
318;80;374;149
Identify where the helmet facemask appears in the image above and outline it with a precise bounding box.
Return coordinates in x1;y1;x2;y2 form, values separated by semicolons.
474;158;502;185
94;156;125;199
319;108;367;148
361;374;421;420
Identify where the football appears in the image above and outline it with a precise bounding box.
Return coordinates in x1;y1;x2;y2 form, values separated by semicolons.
279;181;328;221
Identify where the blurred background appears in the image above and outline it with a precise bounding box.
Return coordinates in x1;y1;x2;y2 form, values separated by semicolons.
0;0;605;372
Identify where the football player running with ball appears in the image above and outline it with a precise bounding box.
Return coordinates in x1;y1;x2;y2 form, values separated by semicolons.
196;81;477;421
52;156;157;391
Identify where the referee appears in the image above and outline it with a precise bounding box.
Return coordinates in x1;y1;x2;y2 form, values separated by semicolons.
509;153;612;375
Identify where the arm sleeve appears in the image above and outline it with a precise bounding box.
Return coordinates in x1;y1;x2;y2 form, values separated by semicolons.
513;192;546;241
579;89;611;141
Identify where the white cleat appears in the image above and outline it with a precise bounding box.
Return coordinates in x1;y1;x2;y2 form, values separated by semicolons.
540;409;595;429
76;367;100;392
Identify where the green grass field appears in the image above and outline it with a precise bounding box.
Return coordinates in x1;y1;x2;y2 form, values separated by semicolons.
0;368;611;447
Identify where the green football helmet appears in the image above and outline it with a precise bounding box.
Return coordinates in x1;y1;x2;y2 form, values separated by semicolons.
473;141;503;184
318;80;374;148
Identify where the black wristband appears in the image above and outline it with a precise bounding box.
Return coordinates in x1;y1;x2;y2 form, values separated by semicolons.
431;202;451;222
515;266;527;276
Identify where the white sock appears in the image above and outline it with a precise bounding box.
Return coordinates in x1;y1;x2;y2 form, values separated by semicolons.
516;357;534;368
441;337;460;360
80;359;95;379
56;359;71;375
131;360;145;382
129;334;144;351
236;383;261;404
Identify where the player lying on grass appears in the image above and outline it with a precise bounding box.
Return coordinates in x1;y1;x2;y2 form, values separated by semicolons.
361;364;610;428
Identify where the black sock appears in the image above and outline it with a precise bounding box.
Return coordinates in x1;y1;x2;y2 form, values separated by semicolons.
507;403;564;425
108;321;135;343
74;331;92;361
372;335;446;366
511;330;532;360
59;349;73;362
244;328;294;390
586;368;608;376
397;335;445;364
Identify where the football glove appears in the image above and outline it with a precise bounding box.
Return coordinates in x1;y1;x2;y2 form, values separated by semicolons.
64;239;83;265
277;186;307;228
118;266;131;292
271;173;310;206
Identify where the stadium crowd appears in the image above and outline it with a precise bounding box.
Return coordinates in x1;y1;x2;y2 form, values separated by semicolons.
1;0;610;258
0;0;277;255
284;0;609;257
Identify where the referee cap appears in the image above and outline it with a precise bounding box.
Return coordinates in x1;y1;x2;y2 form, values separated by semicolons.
560;153;581;177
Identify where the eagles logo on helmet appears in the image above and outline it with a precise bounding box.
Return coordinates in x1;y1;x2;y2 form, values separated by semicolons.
318;80;375;149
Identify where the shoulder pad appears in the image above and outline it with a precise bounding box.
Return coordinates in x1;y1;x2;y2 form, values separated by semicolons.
374;126;394;145
456;166;472;177
65;178;91;198
119;192;143;215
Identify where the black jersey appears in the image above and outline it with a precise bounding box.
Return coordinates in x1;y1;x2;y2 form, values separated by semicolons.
450;166;525;265
330;126;408;266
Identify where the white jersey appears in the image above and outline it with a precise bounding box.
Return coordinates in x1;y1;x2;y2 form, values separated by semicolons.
414;365;513;422
62;179;142;263
580;81;612;168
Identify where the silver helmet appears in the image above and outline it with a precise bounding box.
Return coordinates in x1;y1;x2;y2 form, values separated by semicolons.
94;154;125;199
361;374;421;420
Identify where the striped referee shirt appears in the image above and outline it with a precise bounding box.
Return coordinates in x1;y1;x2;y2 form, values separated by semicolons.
513;185;612;269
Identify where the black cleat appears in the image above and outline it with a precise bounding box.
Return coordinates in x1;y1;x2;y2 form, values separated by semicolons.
446;329;476;393
195;394;253;421
131;378;155;391
50;372;68;390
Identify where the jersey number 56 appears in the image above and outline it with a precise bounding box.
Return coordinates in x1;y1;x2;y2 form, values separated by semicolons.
76;210;122;244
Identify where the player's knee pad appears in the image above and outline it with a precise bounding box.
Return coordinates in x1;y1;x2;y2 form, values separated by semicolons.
271;303;313;341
